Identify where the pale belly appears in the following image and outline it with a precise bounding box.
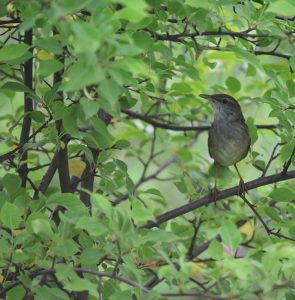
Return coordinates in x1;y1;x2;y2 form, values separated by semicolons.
208;122;250;166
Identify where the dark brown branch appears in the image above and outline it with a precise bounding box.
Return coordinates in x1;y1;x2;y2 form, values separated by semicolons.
0;120;50;164
146;28;286;42
0;19;21;25
122;109;278;132
33;151;59;200
142;170;295;229
282;147;295;175
261;143;282;177
240;194;295;242
53;46;71;193
19;29;33;187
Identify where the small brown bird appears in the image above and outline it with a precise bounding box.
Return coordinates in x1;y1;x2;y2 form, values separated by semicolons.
199;93;251;195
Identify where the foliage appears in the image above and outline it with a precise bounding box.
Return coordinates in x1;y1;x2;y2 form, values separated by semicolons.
0;0;295;299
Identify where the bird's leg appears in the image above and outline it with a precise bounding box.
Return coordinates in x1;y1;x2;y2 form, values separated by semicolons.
234;164;247;195
211;164;219;203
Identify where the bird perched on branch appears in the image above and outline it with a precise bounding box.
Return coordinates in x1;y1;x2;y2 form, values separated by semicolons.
199;93;251;196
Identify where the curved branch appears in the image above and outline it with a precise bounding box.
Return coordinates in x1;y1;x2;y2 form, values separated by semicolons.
142;170;295;229
122;109;278;132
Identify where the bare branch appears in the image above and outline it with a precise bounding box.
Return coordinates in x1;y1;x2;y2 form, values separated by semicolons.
142;170;295;229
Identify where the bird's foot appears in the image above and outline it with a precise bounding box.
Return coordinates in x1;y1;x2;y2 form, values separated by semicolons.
238;179;248;196
210;185;219;204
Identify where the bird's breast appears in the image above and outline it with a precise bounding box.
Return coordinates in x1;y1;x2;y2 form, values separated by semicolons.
208;121;250;166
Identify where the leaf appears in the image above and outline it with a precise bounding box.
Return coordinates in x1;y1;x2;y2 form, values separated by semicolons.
207;239;223;260
2;173;21;195
269;187;295;202
31;218;54;239
38;60;64;77
226;76;241;93
79;98;100;119
68;159;86;178
267;1;295;16
48;193;88;215
89;117;115;148
75;216;108;237
227;46;259;65
6;286;26;300
91;194;112;218
62;58;105;92
64;277;97;293
133;31;154;50
246;117;258;145
0;202;22;229
220;220;242;252
0;44;30;62
51;238;79;257
290;56;295;70
1;81;33;94
36;49;53;61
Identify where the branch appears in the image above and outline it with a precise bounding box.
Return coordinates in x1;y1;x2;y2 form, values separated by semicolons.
146;28;287;42
240;194;295;242
122;109;278;132
142;170;295;229
19;29;33;187
0;119;50;164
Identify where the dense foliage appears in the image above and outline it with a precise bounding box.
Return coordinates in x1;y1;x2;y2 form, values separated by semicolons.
0;0;295;299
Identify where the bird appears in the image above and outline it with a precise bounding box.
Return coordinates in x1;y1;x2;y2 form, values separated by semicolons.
199;93;251;197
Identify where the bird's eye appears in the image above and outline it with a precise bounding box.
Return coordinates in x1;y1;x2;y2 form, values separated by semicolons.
222;99;228;104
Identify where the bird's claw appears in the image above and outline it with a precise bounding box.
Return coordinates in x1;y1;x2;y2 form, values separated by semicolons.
210;185;219;204
238;179;248;196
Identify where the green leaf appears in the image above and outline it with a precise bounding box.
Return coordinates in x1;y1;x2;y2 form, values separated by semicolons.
186;0;217;9
30;111;45;123
62;57;105;92
75;216;108;237
269;187;295;202
0;202;22;229
227;46;259;65
38;59;64;77
220;220;242;252
290;56;295;70
207;239;223;260
31;218;54;239
2;173;21;195
1;81;32;93
48;193;88;215
80;98;100;120
91;194;112;218
6;286;26;300
62;105;80;137
89;117;115;148
51;238;79;257
0;44;30;62
286;80;295;97
133;31;154;50
64;277;97;293
246;117;258;145
226;76;241;93
267;1;295;16
264;206;282;222
35;287;70;300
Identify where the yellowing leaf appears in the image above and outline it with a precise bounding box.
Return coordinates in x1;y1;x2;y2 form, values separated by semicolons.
68;159;86;178
239;219;255;242
13;228;27;236
53;34;60;41
191;262;205;275
36;50;53;61
0;274;3;283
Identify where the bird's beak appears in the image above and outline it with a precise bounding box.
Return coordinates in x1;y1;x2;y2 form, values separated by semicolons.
199;94;213;101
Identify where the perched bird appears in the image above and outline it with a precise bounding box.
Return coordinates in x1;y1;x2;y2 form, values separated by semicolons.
199;93;251;195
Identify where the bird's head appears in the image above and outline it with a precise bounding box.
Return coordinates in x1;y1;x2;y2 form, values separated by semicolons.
199;93;244;122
